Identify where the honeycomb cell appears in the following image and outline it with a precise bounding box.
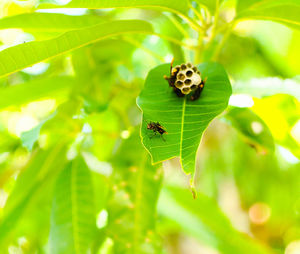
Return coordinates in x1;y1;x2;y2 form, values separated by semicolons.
177;73;185;80
175;80;183;88
186;70;193;77
180;64;187;70
184;79;192;85
182;87;190;94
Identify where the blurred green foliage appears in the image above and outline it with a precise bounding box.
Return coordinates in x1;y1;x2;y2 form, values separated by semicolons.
0;0;299;254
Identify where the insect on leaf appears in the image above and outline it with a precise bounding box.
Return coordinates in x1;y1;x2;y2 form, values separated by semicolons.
137;62;232;182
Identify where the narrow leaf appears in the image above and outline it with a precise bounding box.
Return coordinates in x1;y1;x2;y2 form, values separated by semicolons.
50;157;96;254
0;20;153;78
137;62;231;178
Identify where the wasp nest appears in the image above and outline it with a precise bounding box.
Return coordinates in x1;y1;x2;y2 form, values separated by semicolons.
164;62;205;100
173;63;201;94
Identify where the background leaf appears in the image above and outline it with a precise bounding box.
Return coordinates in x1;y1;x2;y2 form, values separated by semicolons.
137;62;232;178
225;107;275;153
236;0;300;30
0;20;153;78
50;157;96;254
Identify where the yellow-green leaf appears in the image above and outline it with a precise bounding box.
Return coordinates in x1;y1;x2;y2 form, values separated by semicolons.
0;20;153;78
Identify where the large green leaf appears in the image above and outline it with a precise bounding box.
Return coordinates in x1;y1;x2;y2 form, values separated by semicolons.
50;157;96;254
38;0;189;18
0;20;153;78
137;62;232;179
236;0;300;30
0;76;73;110
0;13;103;32
158;186;272;254
107;130;162;253
225;107;275;153
36;0;205;32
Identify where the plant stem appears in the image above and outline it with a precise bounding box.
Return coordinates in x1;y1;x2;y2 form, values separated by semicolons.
166;14;190;38
212;21;236;61
122;36;165;62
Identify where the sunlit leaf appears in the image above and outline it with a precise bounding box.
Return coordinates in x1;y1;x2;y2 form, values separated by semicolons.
225;107;275;153
137;62;231;179
50;157;96;254
236;0;300;30
0;20;153;78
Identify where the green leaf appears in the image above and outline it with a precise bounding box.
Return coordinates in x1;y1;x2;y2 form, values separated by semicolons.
0;20;153;78
137;62;232;178
225;107;275;153
0;13;103;32
36;0;205;33
50;157;96;254
236;0;300;30
108;130;162;253
0;76;73;110
158;186;271;254
38;0;189;18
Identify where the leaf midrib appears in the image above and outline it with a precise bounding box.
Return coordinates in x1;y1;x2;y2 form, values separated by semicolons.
179;97;187;162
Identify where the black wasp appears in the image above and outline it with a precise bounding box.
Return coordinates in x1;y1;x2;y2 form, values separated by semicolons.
146;121;167;141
